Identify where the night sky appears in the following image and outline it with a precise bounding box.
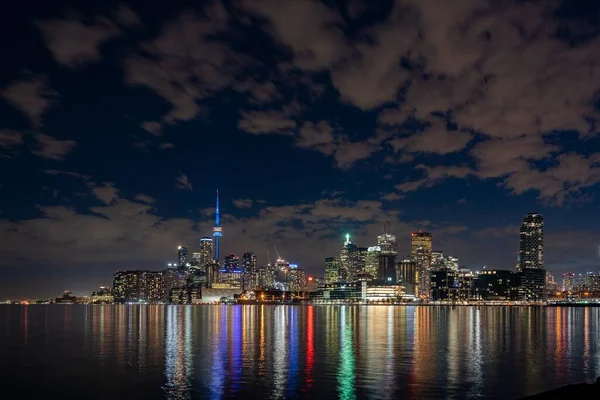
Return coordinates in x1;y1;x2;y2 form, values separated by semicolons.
1;0;599;299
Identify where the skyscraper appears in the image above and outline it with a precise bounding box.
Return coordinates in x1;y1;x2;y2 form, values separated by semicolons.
242;252;258;290
377;222;398;254
212;190;223;262
411;231;432;299
325;256;341;284
517;213;543;271
364;246;381;279
177;246;189;267
340;234;358;282
199;237;214;267
397;258;417;294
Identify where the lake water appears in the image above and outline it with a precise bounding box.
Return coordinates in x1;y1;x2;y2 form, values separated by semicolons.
2;305;600;399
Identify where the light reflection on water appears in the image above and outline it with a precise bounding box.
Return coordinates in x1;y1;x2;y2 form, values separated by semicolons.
2;305;600;399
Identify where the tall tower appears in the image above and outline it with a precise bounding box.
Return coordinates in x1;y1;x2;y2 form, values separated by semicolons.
212;190;223;262
517;212;543;271
411;231;433;299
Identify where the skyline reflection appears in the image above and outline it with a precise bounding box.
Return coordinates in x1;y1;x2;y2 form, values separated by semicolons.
2;305;600;399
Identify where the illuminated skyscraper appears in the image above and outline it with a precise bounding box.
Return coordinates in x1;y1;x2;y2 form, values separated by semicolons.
377;222;397;254
242;252;258;290
199;237;214;266
212;190;223;262
517;213;543;271
325;256;341;284
364;246;381;279
562;272;575;292
411;231;432;299
397;258;417;294
340;234;359;282
177;246;189;267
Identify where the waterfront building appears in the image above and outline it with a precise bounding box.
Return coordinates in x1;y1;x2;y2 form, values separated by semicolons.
55;290;77;304
90;286;114;304
139;271;166;302
220;254;242;289
113;271;140;303
517;213;544;271
325;256;341;284
457;269;474;300
212;190;223;262
473;269;515;300
430;267;460;301
517;268;546;301
412;231;433;299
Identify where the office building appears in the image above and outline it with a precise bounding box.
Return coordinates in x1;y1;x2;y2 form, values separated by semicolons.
518;213;544;271
177;246;189;267
325;257;341;284
339;234;359;282
412;231;433;299
220;254;242;289
377;252;396;284
364;246;381;279
377;221;398;254
397;258;417;294
430;268;460;301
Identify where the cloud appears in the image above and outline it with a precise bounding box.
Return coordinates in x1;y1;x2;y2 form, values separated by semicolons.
175;174;193;191
387;119;474;155
113;5;141;28
44;169;90;180
141;121;162;136
238;116;387;168
233;199;253;209
36;16;119;67
0;130;24;148
134;194;155;204
123;3;245;123
238;110;296;134
32;133;76;160
395;164;474;192
159;142;174;150
1;77;56;125
92;182;119;205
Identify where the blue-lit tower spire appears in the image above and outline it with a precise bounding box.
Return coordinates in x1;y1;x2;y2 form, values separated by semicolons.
212;190;223;262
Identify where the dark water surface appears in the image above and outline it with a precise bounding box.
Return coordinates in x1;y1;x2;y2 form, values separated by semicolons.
2;305;600;399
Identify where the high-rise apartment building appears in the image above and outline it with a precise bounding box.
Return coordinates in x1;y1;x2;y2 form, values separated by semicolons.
412;231;432;299
242;252;258;290
199;237;214;266
113;270;166;303
288;265;306;292
518;213;544;271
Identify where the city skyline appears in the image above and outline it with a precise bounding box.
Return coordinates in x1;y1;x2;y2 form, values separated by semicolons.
1;0;600;299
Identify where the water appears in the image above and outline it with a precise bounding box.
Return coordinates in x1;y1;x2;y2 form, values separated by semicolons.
2;305;600;399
